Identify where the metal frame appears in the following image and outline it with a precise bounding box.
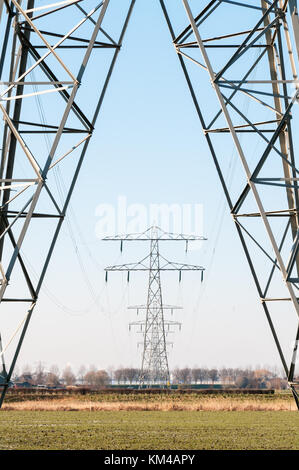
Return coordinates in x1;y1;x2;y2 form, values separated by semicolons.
104;226;206;386
0;0;135;407
160;0;299;407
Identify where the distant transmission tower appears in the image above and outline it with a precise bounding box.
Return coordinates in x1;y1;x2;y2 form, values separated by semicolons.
104;226;206;387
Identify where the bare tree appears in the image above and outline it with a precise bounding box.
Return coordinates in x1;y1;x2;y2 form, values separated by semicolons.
181;368;192;384
172;367;192;384
192;368;207;384
106;366;115;384
95;370;110;387
208;369;219;385
62;365;76;386
77;365;86;385
123;368;139;384
33;361;46;385
84;370;97;387
84;370;109;388
226;368;234;384
22;364;32;376
172;368;181;384
46;365;60;387
191;368;201;384
114;368;124;385
235;375;249;388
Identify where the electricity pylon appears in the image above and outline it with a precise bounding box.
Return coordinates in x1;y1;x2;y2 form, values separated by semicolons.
0;0;135;407
104;226;206;386
159;0;299;407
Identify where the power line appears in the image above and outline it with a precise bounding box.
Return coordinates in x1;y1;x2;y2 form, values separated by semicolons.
104;225;206;387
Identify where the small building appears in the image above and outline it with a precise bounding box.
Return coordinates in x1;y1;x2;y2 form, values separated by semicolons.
13;381;33;388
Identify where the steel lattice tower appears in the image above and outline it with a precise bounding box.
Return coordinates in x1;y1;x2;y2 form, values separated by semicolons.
139;230;170;385
104;226;206;386
0;0;135;407
158;0;299;407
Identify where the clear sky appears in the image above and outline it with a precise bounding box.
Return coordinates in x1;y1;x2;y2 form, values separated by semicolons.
2;0;298;377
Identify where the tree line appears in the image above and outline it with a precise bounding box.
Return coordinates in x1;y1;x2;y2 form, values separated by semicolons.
11;363;292;389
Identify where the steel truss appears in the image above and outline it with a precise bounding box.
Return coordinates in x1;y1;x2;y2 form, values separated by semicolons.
159;0;299;407
0;0;135;407
104;226;206;386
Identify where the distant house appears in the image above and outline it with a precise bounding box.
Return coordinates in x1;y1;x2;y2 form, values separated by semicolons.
266;377;288;390
13;374;35;388
13;381;33;388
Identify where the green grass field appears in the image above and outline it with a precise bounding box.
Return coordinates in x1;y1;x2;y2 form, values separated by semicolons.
0;410;298;450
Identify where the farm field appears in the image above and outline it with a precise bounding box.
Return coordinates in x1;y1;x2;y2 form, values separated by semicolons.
0;410;298;450
0;391;298;450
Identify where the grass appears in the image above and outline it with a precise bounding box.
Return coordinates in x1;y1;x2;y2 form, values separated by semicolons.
2;396;297;411
0;410;298;450
2;390;297;411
